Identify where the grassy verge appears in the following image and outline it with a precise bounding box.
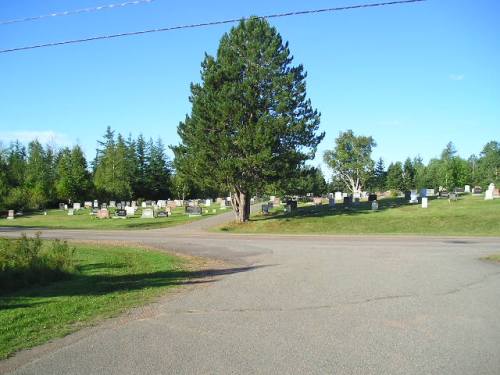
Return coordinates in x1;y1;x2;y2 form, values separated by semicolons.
0;204;226;230
0;241;191;360
219;195;500;236
483;254;500;263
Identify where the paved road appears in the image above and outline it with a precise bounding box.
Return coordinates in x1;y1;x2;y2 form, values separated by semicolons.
1;212;500;374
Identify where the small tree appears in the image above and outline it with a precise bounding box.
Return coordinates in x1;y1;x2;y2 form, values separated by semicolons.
323;130;376;194
172;18;323;222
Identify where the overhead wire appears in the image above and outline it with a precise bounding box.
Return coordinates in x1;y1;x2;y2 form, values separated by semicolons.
0;0;426;54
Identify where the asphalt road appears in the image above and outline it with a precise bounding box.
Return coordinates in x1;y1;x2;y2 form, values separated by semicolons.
1;211;500;374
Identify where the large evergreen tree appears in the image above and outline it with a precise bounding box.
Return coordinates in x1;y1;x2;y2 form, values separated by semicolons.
172;18;323;222
55;145;90;202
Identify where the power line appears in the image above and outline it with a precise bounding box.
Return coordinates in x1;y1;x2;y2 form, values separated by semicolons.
0;0;426;54
0;0;155;26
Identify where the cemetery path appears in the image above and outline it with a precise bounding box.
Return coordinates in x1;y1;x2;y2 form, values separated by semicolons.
2;217;500;374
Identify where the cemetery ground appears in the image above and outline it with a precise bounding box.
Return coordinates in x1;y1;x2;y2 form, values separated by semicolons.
219;194;500;236
0;204;226;230
0;239;220;360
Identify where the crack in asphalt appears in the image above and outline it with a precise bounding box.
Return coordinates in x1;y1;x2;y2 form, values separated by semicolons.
439;271;500;296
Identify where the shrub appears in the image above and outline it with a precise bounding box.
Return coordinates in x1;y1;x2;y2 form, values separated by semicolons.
0;233;76;294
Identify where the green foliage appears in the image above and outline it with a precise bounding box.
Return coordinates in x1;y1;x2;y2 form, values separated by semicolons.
24;141;55;209
477;141;500;186
55;146;91;202
323;130;376;194
0;234;76;294
173;18;323;221
386;162;404;192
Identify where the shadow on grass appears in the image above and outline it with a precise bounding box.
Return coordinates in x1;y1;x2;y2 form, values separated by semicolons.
252;197;440;222
0;265;271;304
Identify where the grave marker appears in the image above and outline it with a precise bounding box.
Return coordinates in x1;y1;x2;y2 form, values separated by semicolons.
141;208;154;219
7;210;14;220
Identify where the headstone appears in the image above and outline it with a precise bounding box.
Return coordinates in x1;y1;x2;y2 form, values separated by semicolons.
427;189;435;196
125;206;135;217
64;204;68;210
67;208;74;216
73;203;81;210
454;187;465;194
7;210;14;220
141;208;154;218
420;189;427;198
368;194;377;202
225;200;232;208
93;200;99;208
485;190;493;200
121;201;126;208
98;208;109;219
273;197;281;205
131;201;137;208
328;198;335;208
141;202;147;208
158;211;168;218
286;200;298;212
262;204;269;214
422;197;428;208
250;198;255;205
404;191;411;200
464;185;471;193
109;201;116;208
439;190;449;198
116;209;127;218
409;190;418;204
84;201;92;209
313;197;323;206
59;203;65;210
269;195;275;202
371;201;379;211
220;200;227;209
185;206;202;216
205;199;212;206
335;192;343;202
472;187;482;195
449;192;458;201
116;202;123;209
91;208;99;215
343;196;352;205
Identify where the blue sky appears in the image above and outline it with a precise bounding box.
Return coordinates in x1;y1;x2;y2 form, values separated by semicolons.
0;0;498;172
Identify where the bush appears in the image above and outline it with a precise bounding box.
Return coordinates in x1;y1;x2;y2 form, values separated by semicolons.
0;233;76;294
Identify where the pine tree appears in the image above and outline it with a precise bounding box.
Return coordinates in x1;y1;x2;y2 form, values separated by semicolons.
386;162;404;192
172;18;323;222
24;140;52;209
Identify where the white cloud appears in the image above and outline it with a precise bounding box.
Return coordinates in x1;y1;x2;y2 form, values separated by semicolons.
449;74;464;81
0;130;70;145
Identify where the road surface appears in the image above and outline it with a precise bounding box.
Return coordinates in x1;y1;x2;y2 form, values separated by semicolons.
1;210;500;374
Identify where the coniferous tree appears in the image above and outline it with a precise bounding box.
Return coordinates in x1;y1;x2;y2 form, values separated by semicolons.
173;18;323;222
386;162;404;192
24;140;53;209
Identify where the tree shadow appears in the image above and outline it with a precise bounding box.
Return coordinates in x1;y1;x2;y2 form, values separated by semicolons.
253;197;439;222
0;265;272;301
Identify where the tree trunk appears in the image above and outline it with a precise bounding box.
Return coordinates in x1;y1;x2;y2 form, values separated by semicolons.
231;189;251;223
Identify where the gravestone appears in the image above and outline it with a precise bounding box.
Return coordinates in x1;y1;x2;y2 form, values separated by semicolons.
371;201;379;211
131;201;137;208
141;202;147;208
409;190;418;204
109;201;116;208
225;200;232;208
464;185;471;193
472;187;482;195
420;189;427;198
205;199;212;206
73;203;81;210
269;195;275;203
286;200;298;212
7;210;14;220
101;203;107;209
335;192;343;202
343;196;352;205
329;198;335;208
185;206;202;216
262;204;269;215
439;190;449;198
158;211;168;218
64;204;68;210
116;203;123;210
98;208;109;219
250;198;255;205
454;187;465;194
141;208;154;219
485;190;493;200
220;200;227;209
68;208;74;216
404;191;411;200
449;192;458;201
91;208;99;215
368;194;377;202
84;201;92;209
273;197;281;205
93;200;99;208
125;206;135;217
59;203;65;210
116;209;127;218
313;197;323;206
422;197;428;208
427;189;435;196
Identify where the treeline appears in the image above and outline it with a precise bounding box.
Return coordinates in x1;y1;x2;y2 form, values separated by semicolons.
0;127;174;210
328;140;499;194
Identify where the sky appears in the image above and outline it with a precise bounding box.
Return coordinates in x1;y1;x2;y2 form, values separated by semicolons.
0;0;499;173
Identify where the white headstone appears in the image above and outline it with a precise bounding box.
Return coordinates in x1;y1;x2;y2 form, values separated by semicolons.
109;201;116;208
269;195;275;202
141;208;154;218
7;210;14;220
125;206;135;217
68;208;74;216
205;199;212;206
421;197;428;208
64;204;68;210
335;192;343;202
220;200;227;209
84;201;92;208
141;202;147;208
132;201;137;208
371;201;379;211
93;200;99;208
485;190;494;200
464;185;471;193
409;190;418;204
73;203;81;210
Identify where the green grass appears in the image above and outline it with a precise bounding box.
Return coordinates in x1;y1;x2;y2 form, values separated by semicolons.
0;204;226;230
483;254;500;263
0;242;191;359
219;195;500;236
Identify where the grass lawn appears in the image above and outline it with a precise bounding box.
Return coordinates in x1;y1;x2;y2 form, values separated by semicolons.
219;195;500;236
0;204;226;230
0;242;193;360
483;254;500;263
